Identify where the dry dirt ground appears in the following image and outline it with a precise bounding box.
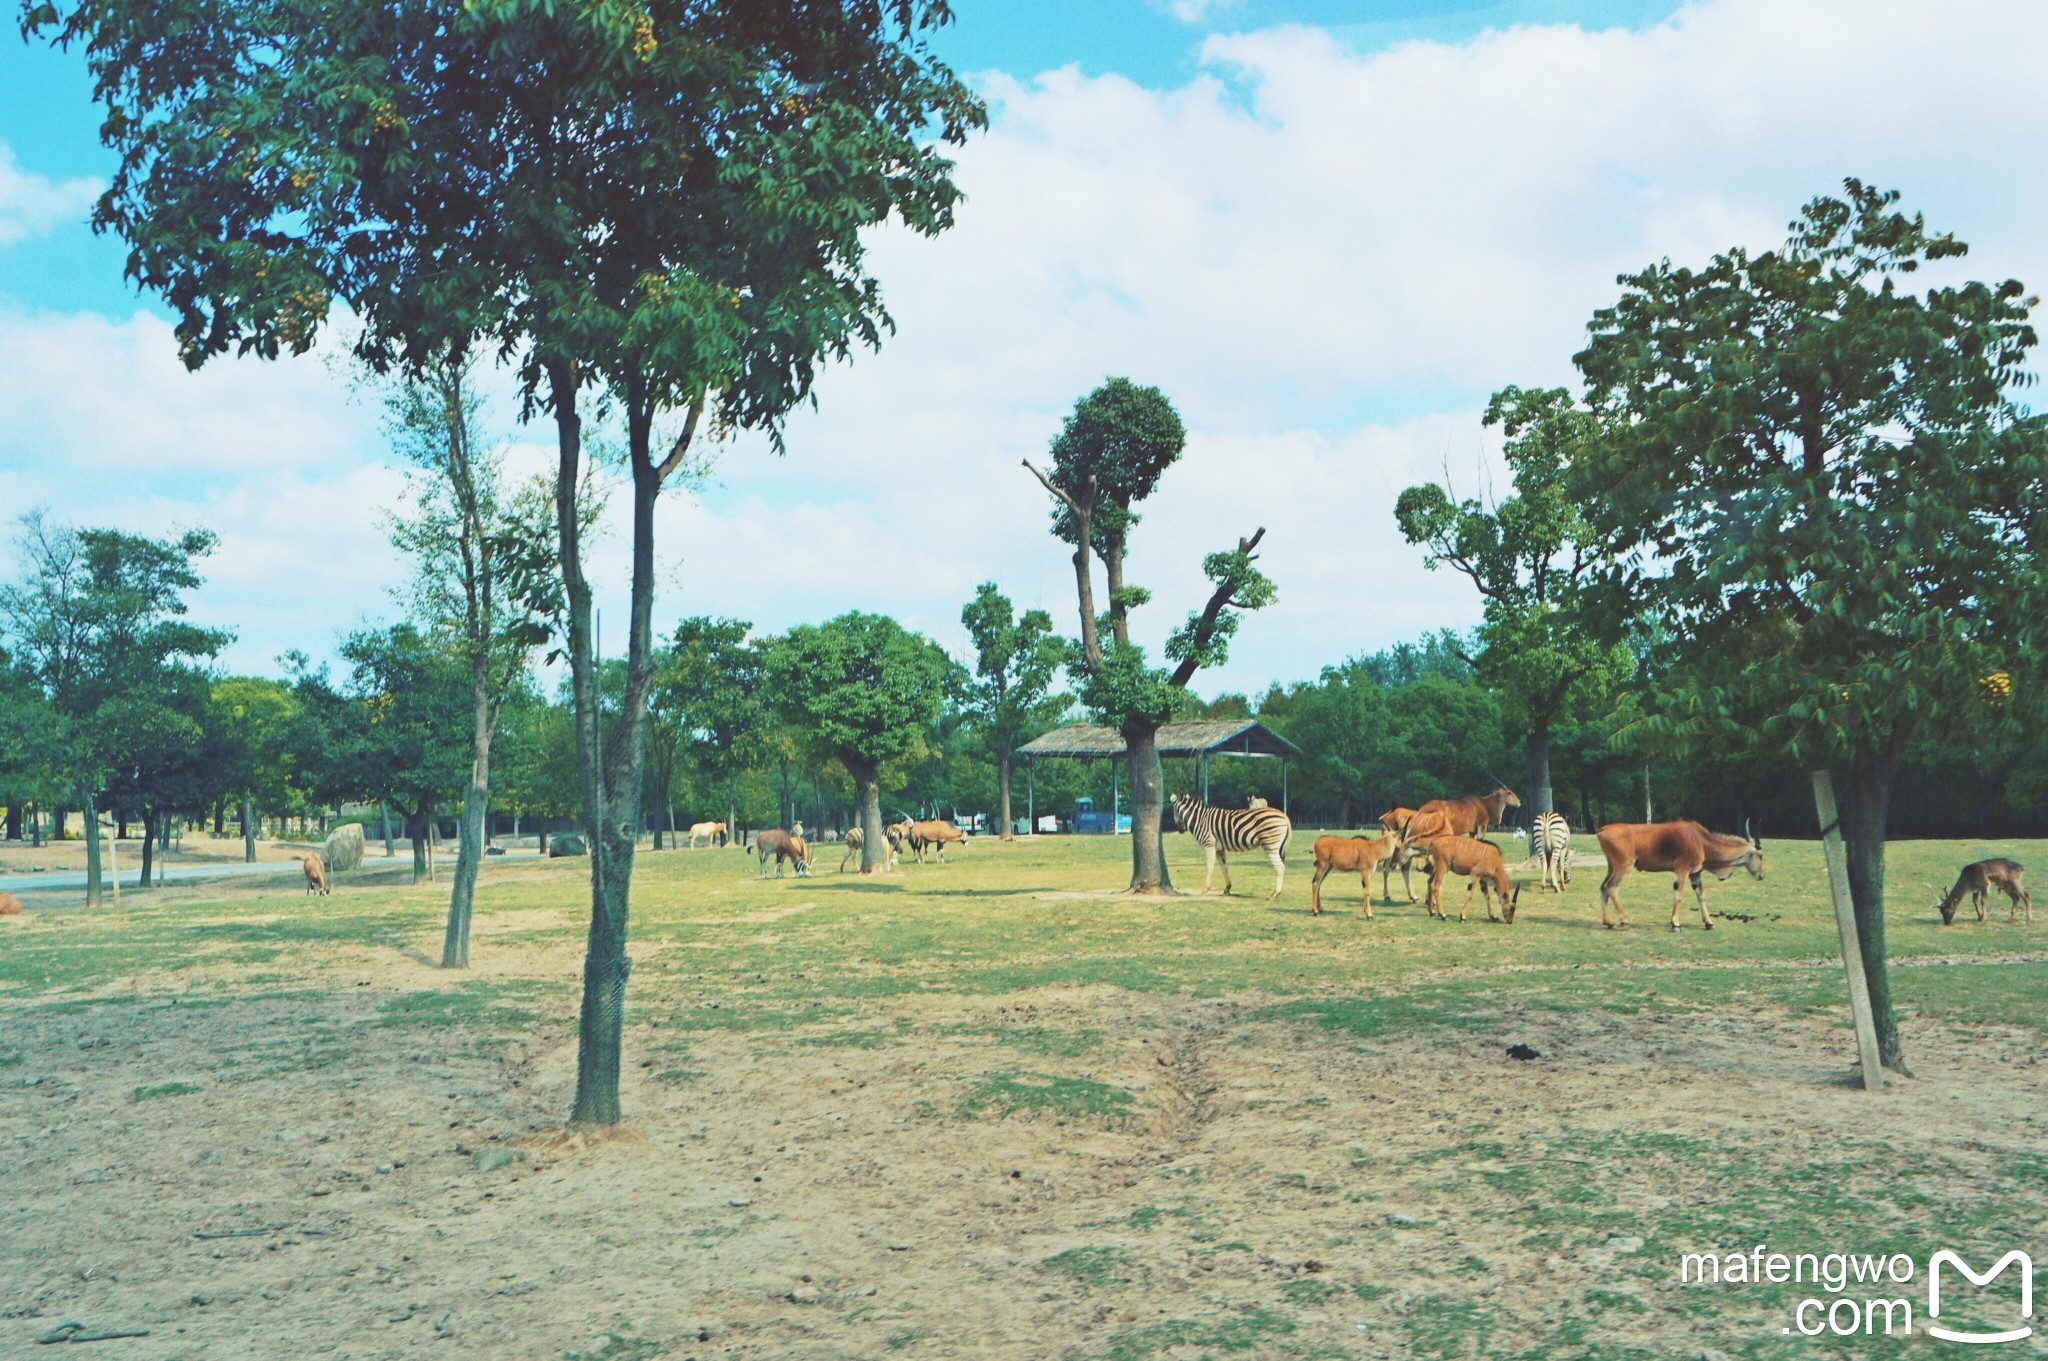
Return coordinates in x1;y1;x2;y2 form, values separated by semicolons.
6;977;2046;1360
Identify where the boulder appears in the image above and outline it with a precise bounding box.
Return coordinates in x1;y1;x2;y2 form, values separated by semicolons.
323;823;366;873
549;834;589;858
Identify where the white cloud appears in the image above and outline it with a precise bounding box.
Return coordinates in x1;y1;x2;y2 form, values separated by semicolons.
5;0;2048;693
0;141;99;246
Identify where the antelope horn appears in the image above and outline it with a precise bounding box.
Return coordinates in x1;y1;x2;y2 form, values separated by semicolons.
1744;817;1754;848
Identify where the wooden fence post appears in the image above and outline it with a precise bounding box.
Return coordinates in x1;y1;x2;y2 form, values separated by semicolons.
1812;770;1883;1090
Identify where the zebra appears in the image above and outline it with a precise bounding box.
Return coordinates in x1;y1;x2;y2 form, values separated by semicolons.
1169;792;1292;899
1534;811;1572;892
839;825;864;872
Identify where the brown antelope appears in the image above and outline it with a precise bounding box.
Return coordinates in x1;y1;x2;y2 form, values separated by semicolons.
1424;836;1520;923
755;828;810;878
1375;807;1447;902
1416;787;1521;839
1934;858;2031;924
301;852;331;897
1595;820;1762;930
906;819;968;863
1310;831;1407;918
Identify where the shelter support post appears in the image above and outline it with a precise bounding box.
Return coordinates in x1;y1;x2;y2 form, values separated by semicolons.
1027;758;1034;836
1282;760;1288;816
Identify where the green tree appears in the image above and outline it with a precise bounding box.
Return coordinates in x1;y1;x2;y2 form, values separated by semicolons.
1026;379;1276;893
212;676;300;862
959;583;1066;839
0;514;227;904
32;0;983;1126
0;651;58;843
1570;180;2048;1070
764;614;953;871
102;664;222;887
1395;386;1633;824
382;356;550;967
294;626;472;883
1279;662;1389;826
492;686;581;853
659;618;767;841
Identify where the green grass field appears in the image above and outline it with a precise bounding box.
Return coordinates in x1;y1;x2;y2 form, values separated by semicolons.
2;831;2044;1358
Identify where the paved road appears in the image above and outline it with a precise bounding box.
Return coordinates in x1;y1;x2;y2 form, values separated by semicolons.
0;856;320;894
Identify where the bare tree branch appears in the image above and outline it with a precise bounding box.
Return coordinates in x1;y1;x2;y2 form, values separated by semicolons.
653;397;705;487
1167;527;1264;689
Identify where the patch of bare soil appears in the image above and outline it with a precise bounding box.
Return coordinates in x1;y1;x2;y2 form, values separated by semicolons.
3;985;2044;1359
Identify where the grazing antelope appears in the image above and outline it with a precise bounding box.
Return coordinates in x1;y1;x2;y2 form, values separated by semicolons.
1935;858;2031;924
1424;836;1521;923
1375;807;1448;903
906;819;968;863
1533;811;1572;892
686;820;727;849
301;852;331;897
1310;832;1406;918
1595;821;1762;930
1416;787;1521;838
755;828;810;878
1170;793;1292;898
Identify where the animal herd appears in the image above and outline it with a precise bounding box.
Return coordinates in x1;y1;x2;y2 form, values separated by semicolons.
1167;786;2028;934
287;792;2032;932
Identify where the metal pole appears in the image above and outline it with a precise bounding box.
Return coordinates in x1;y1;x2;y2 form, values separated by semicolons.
1027;758;1034;835
1112;756;1120;832
1811;770;1884;1090
1282;759;1288;816
107;813;119;909
1201;753;1209;803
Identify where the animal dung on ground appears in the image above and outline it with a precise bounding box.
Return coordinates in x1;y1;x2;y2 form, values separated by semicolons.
1506;1043;1541;1061
323;822;366;873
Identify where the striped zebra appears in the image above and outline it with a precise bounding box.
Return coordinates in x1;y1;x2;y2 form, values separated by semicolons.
1534;811;1572;892
839;825;864;872
1170;793;1292;899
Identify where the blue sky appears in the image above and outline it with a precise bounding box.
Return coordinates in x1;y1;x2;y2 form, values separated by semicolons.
3;0;2045;692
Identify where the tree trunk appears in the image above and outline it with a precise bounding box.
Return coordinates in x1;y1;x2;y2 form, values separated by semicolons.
852;759;887;872
409;804;430;883
443;641;498;968
1839;734;1908;1072
1527;713;1553;823
241;794;256;864
117;815;129;842
82;794;100;908
380;801;394;857
998;754;1014;840
55;806;68;840
1124;724;1174;894
4;803;19;841
557;361;676;1128
138;808;156;892
212;796;225;836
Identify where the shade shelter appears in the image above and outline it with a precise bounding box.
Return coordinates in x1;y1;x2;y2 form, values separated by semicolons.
1014;720;1304;833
